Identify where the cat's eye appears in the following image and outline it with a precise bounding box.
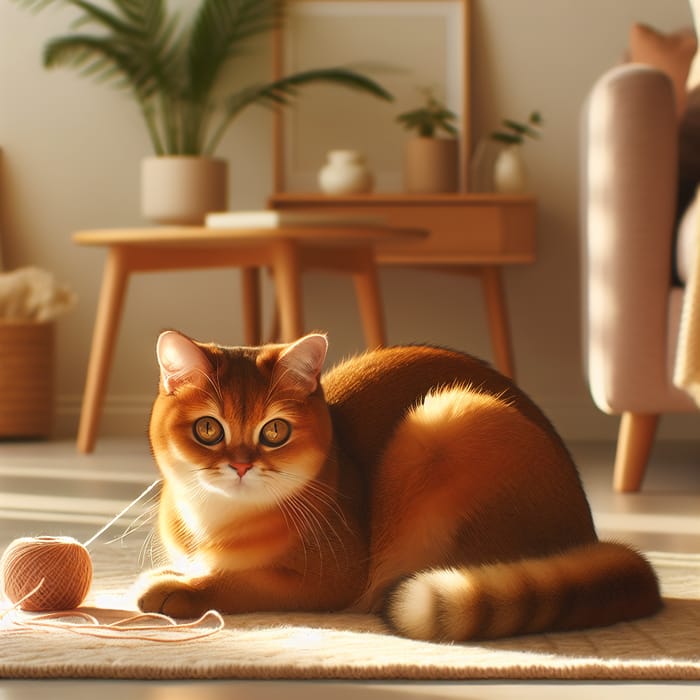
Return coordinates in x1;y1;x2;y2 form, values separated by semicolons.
259;418;291;447
193;416;224;446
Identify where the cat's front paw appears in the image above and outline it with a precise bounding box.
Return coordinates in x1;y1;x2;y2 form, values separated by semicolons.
135;571;206;618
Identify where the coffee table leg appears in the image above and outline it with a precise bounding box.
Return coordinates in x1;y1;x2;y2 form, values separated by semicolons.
240;267;262;346
77;248;130;453
480;265;515;379
271;240;304;342
353;249;386;348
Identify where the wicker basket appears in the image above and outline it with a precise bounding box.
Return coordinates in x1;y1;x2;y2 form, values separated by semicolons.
0;320;54;437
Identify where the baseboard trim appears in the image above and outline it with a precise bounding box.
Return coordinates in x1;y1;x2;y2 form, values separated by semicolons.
55;394;153;439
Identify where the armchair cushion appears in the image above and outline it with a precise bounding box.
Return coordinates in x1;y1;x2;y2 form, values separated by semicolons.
675;85;700;283
676;196;698;285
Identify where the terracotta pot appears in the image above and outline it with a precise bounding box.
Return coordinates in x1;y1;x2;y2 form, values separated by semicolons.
403;137;459;194
141;156;228;225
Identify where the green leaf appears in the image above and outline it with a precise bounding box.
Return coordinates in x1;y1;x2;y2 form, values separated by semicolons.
15;0;394;155
185;0;283;102
396;89;458;137
491;131;522;145
205;67;392;154
502;118;540;139
490;110;544;145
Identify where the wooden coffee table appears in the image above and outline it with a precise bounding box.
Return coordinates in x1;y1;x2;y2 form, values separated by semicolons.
73;224;424;453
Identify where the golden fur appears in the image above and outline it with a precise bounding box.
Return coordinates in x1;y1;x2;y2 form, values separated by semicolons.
136;332;661;641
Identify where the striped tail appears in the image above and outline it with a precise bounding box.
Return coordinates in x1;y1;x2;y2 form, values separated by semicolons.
382;541;662;641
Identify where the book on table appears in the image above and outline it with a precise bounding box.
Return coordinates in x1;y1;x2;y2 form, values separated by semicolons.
205;210;386;229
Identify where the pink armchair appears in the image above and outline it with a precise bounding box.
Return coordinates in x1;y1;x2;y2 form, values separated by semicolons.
580;63;699;492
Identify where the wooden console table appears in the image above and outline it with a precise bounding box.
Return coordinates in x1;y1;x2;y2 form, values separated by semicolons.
73;224;423;453
269;193;537;378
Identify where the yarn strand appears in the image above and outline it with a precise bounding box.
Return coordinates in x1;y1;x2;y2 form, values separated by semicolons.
84;479;162;548
7;609;225;642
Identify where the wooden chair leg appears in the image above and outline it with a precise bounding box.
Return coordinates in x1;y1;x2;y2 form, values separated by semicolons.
613;412;659;492
262;267;281;343
267;304;281;344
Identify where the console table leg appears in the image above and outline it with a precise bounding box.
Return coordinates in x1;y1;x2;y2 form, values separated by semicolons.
480;265;515;379
77;248;130;453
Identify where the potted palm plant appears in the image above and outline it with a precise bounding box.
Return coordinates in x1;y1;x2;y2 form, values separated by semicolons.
396;88;459;193
16;0;392;224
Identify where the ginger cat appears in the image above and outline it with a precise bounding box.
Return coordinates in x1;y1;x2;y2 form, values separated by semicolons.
136;331;661;641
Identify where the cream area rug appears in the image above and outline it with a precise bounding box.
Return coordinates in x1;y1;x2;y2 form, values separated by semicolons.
1;540;699;681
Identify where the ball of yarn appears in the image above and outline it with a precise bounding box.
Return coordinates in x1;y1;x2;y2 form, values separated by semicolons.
1;536;93;611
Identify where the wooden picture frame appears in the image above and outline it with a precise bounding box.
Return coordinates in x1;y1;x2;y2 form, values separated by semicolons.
272;0;471;193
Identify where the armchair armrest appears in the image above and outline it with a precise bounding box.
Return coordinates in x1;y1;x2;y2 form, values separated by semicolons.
581;63;679;413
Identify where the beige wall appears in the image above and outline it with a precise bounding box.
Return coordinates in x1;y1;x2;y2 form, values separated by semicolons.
0;0;697;442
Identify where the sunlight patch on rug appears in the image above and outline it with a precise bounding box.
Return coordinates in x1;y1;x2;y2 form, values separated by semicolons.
0;549;698;681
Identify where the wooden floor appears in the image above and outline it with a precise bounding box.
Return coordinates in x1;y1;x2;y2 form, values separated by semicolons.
0;437;698;698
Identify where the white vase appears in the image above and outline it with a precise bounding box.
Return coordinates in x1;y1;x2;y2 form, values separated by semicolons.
141;156;228;225
318;150;373;195
493;145;528;193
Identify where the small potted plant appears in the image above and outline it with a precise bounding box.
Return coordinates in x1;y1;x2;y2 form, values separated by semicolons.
490;111;543;193
397;89;459;194
15;0;392;224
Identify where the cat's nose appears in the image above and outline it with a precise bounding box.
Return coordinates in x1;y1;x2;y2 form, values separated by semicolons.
229;462;253;478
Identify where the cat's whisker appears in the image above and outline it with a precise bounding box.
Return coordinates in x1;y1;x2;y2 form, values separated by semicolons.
100;491;160;546
301;481;352;531
137;528;157;568
263;472;334;578
264;481;311;578
276;482;347;536
282;493;327;578
104;508;156;545
272;477;348;575
274;469;352;534
292;492;348;575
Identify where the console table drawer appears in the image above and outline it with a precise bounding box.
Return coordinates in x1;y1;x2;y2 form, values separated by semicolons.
269;194;536;264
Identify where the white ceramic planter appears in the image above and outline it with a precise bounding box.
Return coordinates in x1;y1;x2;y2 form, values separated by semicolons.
318;150;373;195
141;156;228;225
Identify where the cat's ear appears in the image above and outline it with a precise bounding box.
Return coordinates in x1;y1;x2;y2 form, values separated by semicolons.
156;330;212;394
273;333;328;395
